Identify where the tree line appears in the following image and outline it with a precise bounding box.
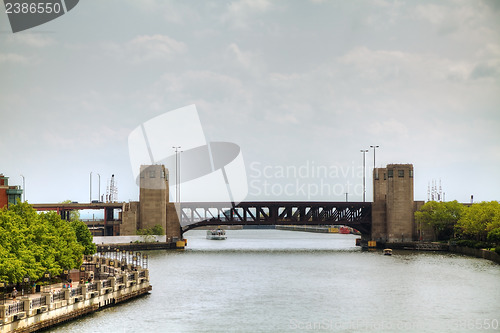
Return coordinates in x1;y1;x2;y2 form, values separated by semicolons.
0;202;96;284
415;200;500;250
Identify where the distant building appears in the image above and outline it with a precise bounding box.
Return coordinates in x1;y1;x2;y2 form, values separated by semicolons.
0;174;23;208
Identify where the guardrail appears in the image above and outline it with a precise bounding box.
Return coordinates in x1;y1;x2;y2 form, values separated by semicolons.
6;302;24;316
31;296;46;308
53;290;65;302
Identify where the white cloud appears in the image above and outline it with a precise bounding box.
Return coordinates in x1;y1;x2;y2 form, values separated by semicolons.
104;34;187;64
0;53;31;64
222;0;274;28
7;34;55;47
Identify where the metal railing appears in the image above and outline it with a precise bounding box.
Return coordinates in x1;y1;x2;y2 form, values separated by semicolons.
102;280;111;288
127;273;135;281
31;296;46;308
6;301;24;316
53;290;65;302
116;276;124;284
87;283;97;292
139;271;146;278
69;286;83;297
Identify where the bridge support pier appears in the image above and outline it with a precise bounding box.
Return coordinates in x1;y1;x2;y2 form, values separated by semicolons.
371;164;416;243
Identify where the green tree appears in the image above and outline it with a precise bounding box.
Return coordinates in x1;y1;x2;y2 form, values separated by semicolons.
137;224;164;236
0;202;84;284
487;228;500;245
61;200;81;221
456;201;500;241
415;201;463;240
70;219;96;255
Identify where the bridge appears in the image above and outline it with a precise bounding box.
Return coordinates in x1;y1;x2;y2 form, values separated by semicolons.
30;163;418;243
180;201;372;235
32;202;123;236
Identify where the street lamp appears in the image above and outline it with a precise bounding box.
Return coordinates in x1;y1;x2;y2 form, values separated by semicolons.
370;145;379;169
97;173;101;202
172;146;181;203
90;171;92;202
23;274;30;296
360;150;368;202
20;175;25;202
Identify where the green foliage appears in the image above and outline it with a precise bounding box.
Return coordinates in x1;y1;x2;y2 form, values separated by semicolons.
61;200;96;255
455;201;500;241
0;202;84;284
455;239;479;248
415;201;463;240
487;228;500;244
61;200;81;221
495;246;500;255
137;224;164;236
70;219;96;255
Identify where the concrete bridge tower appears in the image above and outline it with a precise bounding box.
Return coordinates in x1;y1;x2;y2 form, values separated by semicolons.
372;164;415;243
122;165;181;240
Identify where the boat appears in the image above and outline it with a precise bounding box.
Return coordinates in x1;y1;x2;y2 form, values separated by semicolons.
206;227;227;240
339;226;350;234
383;248;393;256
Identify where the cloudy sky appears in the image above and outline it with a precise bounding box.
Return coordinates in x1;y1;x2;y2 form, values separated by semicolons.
1;0;499;205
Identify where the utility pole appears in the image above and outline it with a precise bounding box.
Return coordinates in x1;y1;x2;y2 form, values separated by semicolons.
172;147;181;203
89;172;92;203
20;175;25;202
360;149;368;202
370;145;379;169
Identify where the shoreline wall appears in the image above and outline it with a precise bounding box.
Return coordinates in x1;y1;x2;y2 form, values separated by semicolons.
0;271;151;332
449;245;500;264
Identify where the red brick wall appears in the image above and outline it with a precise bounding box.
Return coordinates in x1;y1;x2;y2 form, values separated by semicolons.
0;188;8;208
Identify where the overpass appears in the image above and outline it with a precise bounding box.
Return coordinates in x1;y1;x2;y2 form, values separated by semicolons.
32;202;123;236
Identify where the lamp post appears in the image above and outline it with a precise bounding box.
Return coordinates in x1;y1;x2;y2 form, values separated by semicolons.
97;173;101;202
23;274;30;296
89;172;92;203
370;145;379;169
360;150;368;202
172;146;181;203
20;174;25;202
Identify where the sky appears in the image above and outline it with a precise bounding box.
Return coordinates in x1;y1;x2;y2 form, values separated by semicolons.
1;0;499;205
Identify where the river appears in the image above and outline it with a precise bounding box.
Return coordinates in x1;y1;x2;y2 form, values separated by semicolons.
48;229;500;332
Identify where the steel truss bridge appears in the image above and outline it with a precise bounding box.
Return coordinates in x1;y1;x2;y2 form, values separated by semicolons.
180;201;372;235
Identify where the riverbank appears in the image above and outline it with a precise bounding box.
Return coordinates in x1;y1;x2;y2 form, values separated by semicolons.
0;255;152;333
373;241;500;264
449;245;500;264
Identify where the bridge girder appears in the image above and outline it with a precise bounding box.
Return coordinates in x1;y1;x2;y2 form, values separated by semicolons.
180;201;372;235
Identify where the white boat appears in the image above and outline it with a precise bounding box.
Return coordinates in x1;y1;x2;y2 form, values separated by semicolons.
206;227;227;240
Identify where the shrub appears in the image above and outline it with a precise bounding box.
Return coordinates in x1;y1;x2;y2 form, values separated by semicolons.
456;239;477;248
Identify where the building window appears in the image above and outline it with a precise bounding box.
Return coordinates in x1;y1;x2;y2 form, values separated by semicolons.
409;170;413;178
388;170;393;178
375;170;379;180
384;173;386;180
149;170;155;178
398;170;404;178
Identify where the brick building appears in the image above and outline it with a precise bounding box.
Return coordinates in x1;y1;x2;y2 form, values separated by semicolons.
0;174;23;209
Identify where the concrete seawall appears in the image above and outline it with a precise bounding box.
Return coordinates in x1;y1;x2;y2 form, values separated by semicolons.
0;260;152;332
449;246;500;264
